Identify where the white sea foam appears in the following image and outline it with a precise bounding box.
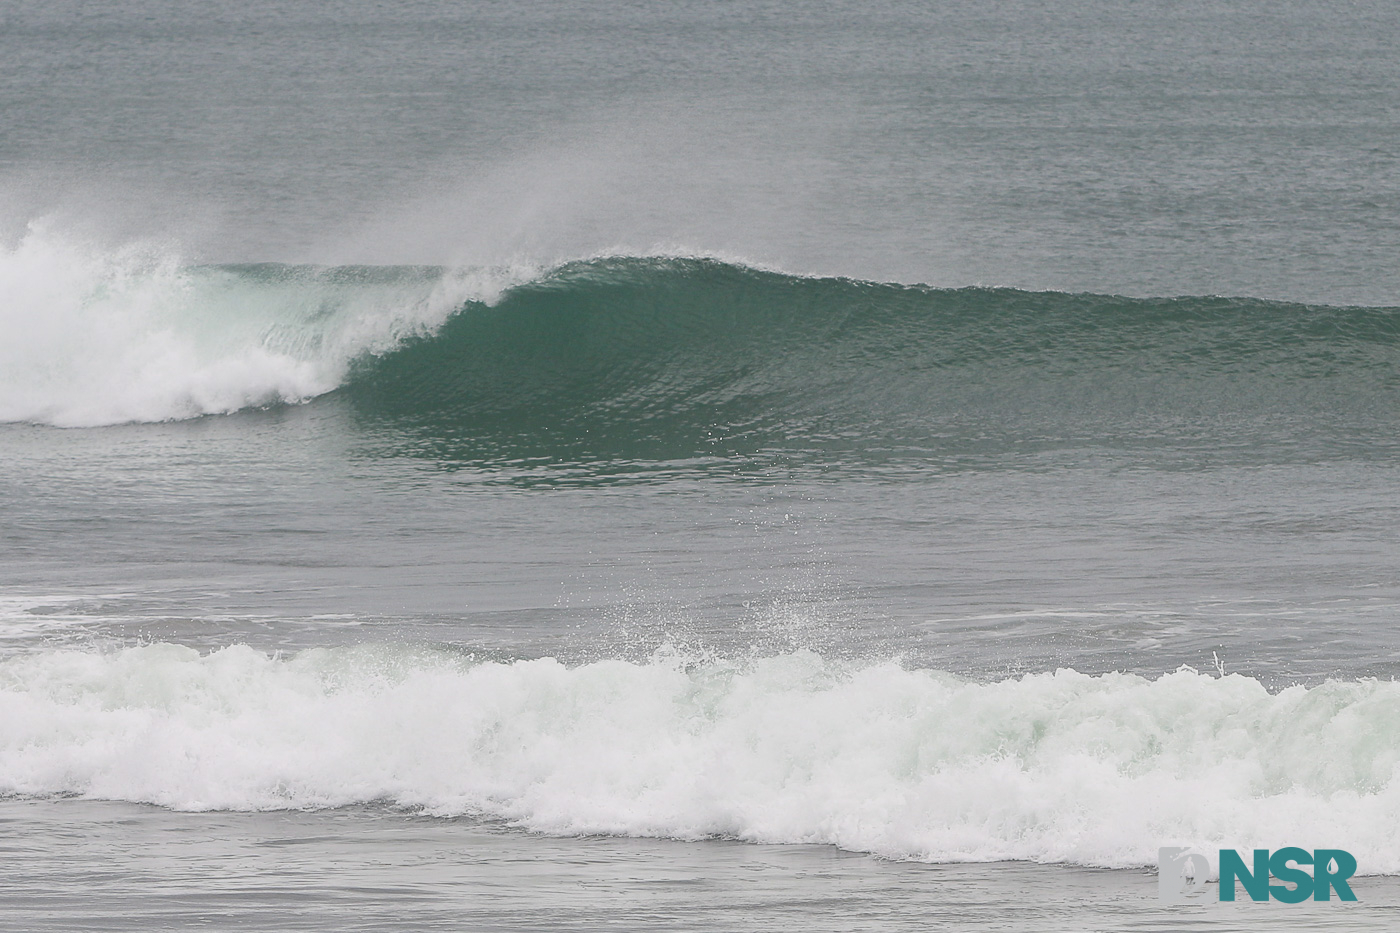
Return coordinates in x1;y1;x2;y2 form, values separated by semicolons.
0;224;531;427
2;643;1398;873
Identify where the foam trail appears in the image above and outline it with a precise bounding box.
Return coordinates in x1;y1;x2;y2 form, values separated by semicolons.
0;225;520;427
2;643;1399;873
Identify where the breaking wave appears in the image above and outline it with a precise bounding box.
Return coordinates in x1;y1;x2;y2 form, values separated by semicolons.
6;227;1400;467
3;643;1400;873
0;226;528;426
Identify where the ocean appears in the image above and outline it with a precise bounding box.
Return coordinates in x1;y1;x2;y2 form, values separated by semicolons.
3;2;1400;930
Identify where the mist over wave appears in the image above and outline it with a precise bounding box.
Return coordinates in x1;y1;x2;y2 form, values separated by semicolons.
2;642;1399;873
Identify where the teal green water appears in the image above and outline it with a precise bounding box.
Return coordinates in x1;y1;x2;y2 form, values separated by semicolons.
349;258;1400;471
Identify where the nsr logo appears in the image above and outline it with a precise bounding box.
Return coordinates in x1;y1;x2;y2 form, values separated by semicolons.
1159;847;1358;904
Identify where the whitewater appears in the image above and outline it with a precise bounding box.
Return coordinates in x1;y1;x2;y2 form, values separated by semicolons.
4;641;1400;877
0;226;533;426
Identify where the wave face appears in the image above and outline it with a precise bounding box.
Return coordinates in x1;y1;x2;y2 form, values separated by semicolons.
348;256;1400;469
7;229;1400;465
3;643;1400;872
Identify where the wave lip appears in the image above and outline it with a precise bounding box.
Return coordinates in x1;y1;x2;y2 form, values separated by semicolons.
3;643;1399;873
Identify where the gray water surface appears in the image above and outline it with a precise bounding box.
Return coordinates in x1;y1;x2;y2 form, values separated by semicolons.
4;3;1400;931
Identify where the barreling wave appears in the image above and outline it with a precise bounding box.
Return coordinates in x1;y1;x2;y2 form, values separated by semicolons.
3;642;1400;873
6;227;1400;466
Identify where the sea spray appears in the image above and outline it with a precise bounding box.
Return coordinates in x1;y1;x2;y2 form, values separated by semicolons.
0;225;528;426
